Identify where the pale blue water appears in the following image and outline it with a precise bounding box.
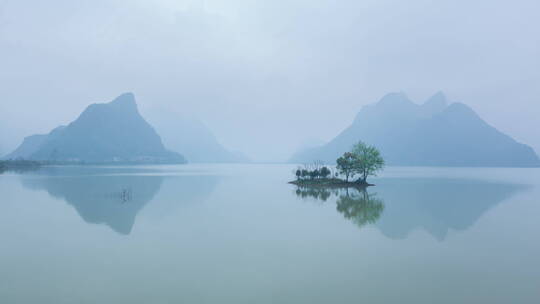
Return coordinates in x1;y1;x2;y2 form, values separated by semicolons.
1;164;539;303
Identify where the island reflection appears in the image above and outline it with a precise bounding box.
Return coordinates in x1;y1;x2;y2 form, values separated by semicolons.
295;186;384;230
294;177;527;240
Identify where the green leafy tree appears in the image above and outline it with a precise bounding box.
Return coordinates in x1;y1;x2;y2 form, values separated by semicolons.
320;166;331;179
295;169;302;180
351;141;385;184
336;141;385;184
336;152;357;182
301;169;309;180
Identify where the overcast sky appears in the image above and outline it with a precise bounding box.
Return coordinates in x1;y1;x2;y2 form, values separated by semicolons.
1;0;539;161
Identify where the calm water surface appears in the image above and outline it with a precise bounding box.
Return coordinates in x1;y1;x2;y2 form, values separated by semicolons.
1;164;539;303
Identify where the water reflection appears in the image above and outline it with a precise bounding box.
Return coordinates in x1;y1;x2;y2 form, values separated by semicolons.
295;187;336;202
336;190;385;229
19;166;219;235
295;187;385;229
294;178;527;240
374;178;527;240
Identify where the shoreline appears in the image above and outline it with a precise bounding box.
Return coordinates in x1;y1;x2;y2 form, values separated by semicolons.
289;179;374;188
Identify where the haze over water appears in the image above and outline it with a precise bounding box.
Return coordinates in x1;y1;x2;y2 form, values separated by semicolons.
1;164;539;303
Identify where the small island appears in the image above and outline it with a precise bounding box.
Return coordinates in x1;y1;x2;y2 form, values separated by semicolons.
289;141;384;188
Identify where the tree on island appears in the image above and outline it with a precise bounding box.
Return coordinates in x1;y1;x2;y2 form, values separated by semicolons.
320;166;331;179
336;152;357;182
291;141;384;186
294;162;333;181
351;141;385;184
336;141;384;184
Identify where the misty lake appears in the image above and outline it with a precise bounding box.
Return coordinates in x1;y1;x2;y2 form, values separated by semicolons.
1;164;539;303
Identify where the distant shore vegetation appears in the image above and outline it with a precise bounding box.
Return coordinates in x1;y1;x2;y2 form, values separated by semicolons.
290;141;385;187
0;159;42;173
0;157;184;169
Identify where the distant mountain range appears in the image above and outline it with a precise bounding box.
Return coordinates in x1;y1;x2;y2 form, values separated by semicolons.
144;109;250;163
4;93;185;164
291;92;540;167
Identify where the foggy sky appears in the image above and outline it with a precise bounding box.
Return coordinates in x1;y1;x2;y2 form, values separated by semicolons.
1;0;539;161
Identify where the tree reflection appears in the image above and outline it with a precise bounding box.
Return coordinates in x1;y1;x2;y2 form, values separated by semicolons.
295;187;335;202
335;190;384;229
294;177;527;240
294;186;384;229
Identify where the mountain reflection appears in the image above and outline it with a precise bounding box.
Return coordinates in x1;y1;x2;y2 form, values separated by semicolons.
19;166;218;235
294;178;527;240
374;178;526;240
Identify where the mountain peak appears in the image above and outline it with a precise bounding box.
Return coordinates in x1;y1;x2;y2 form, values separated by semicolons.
292;91;540;167
363;92;419;121
377;92;412;106
424;91;447;104
6;93;186;163
422;91;448;115
109;92;137;111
